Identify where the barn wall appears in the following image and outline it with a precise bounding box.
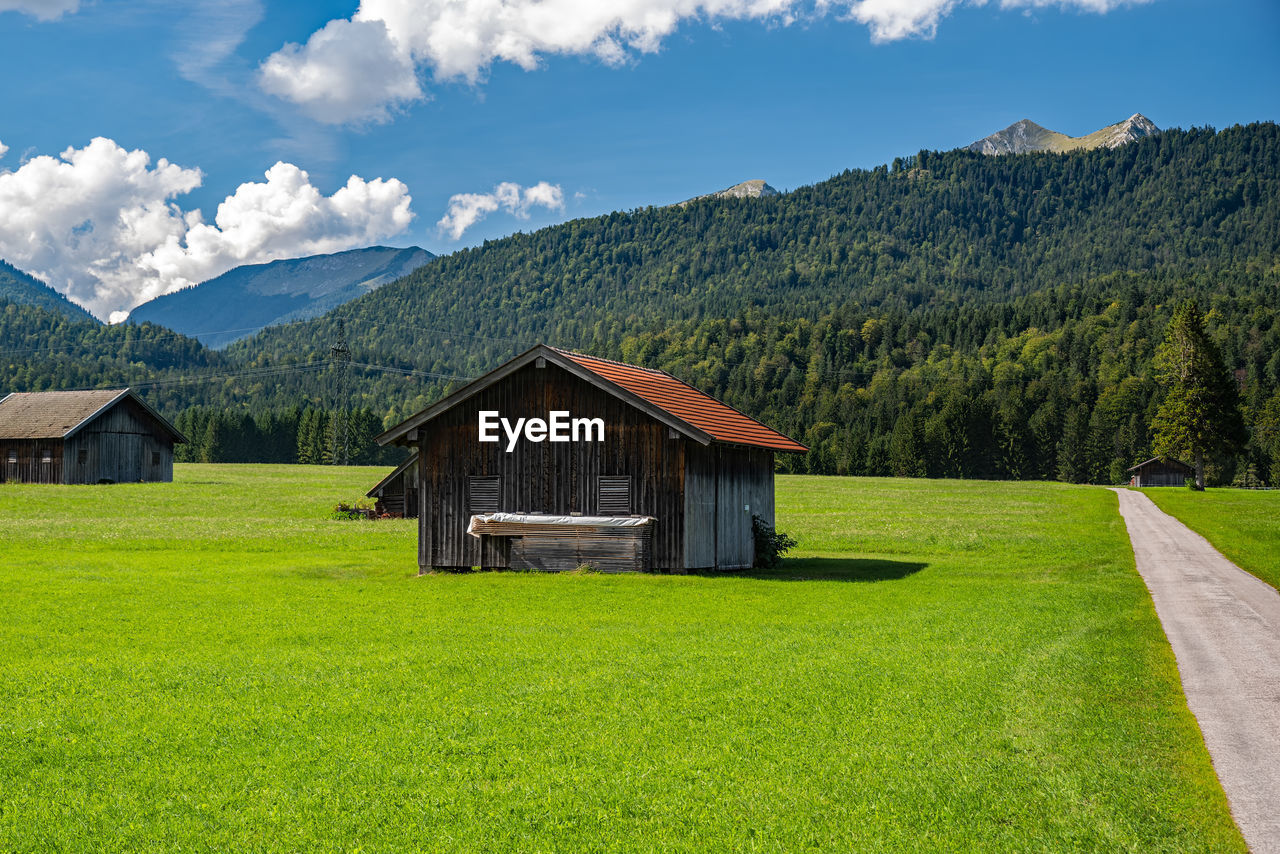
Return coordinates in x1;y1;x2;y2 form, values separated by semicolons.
0;439;64;484
683;443;717;568
415;361;687;570
714;446;774;570
371;469;419;517
62;398;174;484
1134;462;1192;487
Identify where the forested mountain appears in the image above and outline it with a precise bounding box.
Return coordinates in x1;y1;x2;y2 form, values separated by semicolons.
3;123;1279;481
127;245;434;348
0;260;97;324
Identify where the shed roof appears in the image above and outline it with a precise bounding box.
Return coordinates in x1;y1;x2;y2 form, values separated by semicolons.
377;344;806;453
366;450;418;498
553;348;808;453
1126;456;1194;473
0;389;186;442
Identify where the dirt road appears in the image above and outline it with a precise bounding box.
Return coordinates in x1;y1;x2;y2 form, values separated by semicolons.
1112;488;1280;853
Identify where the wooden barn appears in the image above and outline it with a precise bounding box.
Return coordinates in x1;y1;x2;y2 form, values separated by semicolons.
1127;457;1195;487
0;388;186;485
378;344;807;573
366;451;419;517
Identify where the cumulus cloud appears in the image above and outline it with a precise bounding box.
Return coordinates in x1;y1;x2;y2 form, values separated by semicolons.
438;181;564;240
260;0;1144;124
0;140;8;160
261;0;797;124
0;137;413;320
0;0;79;19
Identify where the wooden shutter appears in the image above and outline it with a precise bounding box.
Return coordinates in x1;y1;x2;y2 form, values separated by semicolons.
598;476;632;515
468;476;501;513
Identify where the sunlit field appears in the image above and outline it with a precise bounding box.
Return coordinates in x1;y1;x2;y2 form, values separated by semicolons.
0;467;1242;852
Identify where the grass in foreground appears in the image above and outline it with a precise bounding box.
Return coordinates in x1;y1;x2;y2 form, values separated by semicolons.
0;467;1243;852
1141;486;1280;590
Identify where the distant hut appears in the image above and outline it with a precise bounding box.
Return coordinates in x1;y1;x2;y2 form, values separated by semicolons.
377;344;807;573
366;451;419;517
0;389;186;484
1127;457;1195;487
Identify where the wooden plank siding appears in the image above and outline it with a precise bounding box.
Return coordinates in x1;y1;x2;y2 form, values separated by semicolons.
0;439;64;484
683;443;774;570
62;397;174;484
415;360;688;571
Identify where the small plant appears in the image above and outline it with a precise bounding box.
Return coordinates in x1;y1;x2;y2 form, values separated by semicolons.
332;498;375;520
752;514;797;569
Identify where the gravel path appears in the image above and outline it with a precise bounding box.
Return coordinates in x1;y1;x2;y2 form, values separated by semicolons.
1112;488;1280;853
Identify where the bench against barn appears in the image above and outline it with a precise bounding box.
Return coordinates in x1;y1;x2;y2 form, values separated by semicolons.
376;344;807;572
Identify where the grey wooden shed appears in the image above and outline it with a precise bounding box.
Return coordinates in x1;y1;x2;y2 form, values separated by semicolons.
0;388;186;484
377;344;807;573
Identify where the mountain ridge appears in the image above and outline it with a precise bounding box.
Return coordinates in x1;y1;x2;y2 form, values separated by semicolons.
127;245;434;349
0;260;98;324
968;113;1160;155
682;179;780;205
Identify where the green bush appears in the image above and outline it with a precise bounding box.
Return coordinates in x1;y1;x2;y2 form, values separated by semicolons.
752;514;797;568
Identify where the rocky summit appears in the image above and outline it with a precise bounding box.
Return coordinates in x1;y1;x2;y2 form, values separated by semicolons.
681;179;780;205
968;113;1160;155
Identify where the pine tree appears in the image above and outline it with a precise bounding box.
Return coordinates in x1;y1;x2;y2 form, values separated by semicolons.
1150;300;1246;489
889;408;926;477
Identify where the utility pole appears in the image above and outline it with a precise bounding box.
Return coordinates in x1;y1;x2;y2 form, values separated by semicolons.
330;318;351;465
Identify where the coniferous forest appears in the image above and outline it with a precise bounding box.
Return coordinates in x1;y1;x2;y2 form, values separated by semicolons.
2;124;1279;483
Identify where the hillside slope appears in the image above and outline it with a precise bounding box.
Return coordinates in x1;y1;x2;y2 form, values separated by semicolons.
236;125;1277;375
128;245;433;348
0;260;97;324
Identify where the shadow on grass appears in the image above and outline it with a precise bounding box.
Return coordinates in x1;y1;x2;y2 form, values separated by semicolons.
697;557;928;582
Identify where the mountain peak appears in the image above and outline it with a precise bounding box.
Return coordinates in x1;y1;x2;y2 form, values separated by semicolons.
968;113;1160;156
678;179;779;206
713;179;779;199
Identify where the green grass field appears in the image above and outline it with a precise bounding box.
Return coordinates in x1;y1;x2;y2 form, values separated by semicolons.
1141;487;1280;590
0;467;1243;852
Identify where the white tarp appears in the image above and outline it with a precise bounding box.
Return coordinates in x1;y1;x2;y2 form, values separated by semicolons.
467;512;655;538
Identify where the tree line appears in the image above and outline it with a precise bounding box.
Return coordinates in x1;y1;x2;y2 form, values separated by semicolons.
171;406;406;466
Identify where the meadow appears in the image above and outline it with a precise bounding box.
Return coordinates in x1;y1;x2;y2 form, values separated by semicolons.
1142;487;1280;590
0;467;1243;852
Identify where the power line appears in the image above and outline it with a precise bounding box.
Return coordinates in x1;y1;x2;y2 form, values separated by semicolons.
347;361;472;382
0;324;273;357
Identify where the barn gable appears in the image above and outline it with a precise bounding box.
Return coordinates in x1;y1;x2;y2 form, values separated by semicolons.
378;344;804;454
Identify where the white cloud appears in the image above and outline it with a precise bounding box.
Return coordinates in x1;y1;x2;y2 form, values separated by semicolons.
0;137;413;320
0;140;8;160
0;0;78;20
260;0;1144;124
172;0;264;92
260;17;422;125
438;180;564;240
845;0;1145;41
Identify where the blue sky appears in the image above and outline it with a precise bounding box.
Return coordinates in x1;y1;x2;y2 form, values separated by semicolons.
0;0;1276;320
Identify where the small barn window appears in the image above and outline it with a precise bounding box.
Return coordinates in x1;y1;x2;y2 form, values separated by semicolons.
151;451;161;466
77;449;88;465
40;449;52;464
468;476;501;513
6;450;15;464
598;476;632;515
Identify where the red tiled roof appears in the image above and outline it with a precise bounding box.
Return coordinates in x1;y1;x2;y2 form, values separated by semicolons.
555;349;807;453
